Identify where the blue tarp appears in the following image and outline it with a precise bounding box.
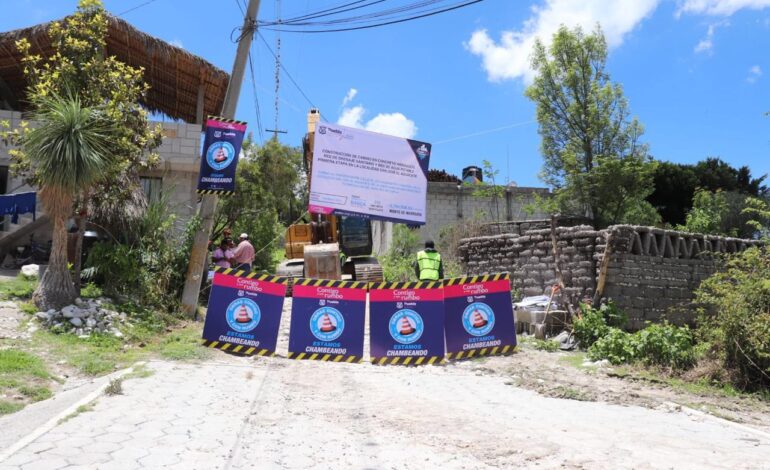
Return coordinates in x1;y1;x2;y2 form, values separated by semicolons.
0;192;37;224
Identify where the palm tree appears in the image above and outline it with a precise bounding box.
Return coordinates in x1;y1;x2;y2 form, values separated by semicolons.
24;94;115;310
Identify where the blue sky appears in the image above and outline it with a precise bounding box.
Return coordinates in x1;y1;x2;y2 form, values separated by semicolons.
3;0;770;188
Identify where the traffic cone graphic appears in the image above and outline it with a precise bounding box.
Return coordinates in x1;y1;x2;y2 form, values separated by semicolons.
399;316;415;335
214;148;228;163
472;310;488;328
319;313;336;332
236;305;251;323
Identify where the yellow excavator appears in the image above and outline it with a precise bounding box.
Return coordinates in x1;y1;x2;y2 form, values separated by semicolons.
276;109;383;282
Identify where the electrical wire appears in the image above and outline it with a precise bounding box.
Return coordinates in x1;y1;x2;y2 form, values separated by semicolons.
117;0;163;16
257;31;319;114
258;0;484;33
247;49;265;143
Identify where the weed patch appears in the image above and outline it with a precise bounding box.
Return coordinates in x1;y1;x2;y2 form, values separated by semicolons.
154;325;210;361
104;378;123;396
0;275;36;300
0;401;24;415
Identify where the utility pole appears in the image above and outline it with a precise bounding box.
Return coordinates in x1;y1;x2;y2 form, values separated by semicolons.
181;0;262;317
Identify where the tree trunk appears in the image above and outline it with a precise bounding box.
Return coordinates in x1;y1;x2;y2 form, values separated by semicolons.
33;188;77;311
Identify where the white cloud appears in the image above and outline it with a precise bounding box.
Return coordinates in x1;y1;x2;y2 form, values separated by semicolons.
169;39;184;48
364;113;418;139
747;64;762;83
338;105;365;128
341;88;358;107
466;0;660;82
337;102;417;139
678;0;770;16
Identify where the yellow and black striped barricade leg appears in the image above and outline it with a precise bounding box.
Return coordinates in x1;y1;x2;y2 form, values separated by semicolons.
369;355;446;366
202;340;275;357
286;351;363;363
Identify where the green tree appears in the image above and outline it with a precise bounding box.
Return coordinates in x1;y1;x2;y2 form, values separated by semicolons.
677;189;744;236
525;25;657;228
647;158;767;236
4;0;162;286
467;160;505;222
24;94;115;309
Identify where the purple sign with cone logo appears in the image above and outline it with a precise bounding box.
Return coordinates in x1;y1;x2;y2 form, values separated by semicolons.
288;279;367;363
443;273;516;360
369;281;445;365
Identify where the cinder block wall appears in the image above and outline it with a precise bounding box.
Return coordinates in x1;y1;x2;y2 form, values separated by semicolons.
420;182;550;242
458;224;761;329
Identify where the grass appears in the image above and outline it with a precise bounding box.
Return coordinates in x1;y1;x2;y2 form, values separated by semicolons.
58;400;96;424
0;349;52;415
530;339;560;352
31;331;145;376
104;378;123;396
558;352;588;369
124;364;154;380
18;301;38;315
0;275;37;300
552;386;593;401
153;325;210;361
0;401;24;415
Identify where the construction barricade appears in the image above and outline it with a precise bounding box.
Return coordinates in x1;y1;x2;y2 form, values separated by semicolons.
287;278;368;363
368;281;445;365
202;267;287;356
443;273;517;360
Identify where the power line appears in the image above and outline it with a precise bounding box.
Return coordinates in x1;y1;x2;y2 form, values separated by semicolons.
257;31;319;114
247;49;265;143
433;120;536;145
259;0;484;33
116;0;163;16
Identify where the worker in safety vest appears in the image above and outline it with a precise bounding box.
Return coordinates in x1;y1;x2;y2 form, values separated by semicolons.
414;240;444;281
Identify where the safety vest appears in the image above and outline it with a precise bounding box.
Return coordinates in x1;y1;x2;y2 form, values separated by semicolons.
417;250;441;280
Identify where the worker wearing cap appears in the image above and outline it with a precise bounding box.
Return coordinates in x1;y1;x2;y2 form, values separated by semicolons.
414;240;443;281
233;233;255;272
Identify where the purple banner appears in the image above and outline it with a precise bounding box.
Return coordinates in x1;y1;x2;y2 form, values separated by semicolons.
202;269;287;356
443;273;516;359
196;117;247;195
288;279;367;362
369;282;445;365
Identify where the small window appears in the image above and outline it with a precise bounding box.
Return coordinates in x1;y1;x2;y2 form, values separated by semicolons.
140;177;162;204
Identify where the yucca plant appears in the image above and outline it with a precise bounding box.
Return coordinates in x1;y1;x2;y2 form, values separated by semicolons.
24;93;115;310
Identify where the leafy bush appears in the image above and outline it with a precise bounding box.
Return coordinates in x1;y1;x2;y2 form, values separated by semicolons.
380;225;421;282
635;323;696;369
84;194;201;314
695;246;770;390
573;304;610;347
578;303;695;369
588;329;637;364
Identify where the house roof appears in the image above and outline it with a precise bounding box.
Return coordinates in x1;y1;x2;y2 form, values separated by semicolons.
0;14;229;123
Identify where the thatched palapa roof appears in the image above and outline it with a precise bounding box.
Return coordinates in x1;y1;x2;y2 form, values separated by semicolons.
0;14;228;123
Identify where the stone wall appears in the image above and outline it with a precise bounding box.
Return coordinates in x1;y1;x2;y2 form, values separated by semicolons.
458;225;603;303
458;223;762;329
600;226;761;329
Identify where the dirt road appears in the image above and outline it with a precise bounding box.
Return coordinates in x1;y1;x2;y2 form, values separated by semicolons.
2;299;769;469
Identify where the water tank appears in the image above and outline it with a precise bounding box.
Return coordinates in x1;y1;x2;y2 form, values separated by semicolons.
462;166;483;184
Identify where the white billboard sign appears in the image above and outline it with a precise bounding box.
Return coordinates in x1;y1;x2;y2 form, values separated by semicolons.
309;123;431;225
